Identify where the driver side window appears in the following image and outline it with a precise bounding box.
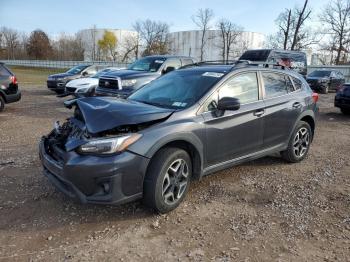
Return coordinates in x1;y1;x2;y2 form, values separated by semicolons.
218;72;259;104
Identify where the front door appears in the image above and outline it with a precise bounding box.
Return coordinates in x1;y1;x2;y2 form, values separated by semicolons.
202;72;265;166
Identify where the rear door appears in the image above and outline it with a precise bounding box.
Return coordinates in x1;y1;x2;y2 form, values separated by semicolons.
202;71;265;166
261;71;303;148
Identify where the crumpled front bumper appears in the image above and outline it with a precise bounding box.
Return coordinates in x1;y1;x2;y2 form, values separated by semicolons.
39;136;149;205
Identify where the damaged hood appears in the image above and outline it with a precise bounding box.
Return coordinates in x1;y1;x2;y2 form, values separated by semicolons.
71;97;175;134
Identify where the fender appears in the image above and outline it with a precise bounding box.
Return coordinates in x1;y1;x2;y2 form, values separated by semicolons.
287;109;316;142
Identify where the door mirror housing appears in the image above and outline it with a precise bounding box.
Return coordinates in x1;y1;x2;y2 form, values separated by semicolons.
217;97;240;111
82;71;88;77
162;66;175;74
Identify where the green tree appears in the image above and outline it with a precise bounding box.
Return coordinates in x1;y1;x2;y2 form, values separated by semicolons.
98;30;117;61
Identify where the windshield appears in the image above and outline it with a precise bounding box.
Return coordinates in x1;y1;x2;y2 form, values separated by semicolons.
128;57;166;72
128;70;224;109
92;68;114;78
66;65;89;74
309;70;331;77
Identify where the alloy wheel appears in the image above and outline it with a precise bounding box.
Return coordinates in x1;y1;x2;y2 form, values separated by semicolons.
293;127;310;158
162;159;189;205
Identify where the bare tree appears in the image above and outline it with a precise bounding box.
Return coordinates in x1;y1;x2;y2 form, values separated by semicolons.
217;19;243;62
133;20;170;56
192;8;214;61
291;0;311;50
321;0;350;64
120;34;140;62
269;0;313;51
52;33;84;60
0;27;19;59
26;29;52;59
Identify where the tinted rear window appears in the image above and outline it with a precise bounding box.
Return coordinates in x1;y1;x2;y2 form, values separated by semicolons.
240;50;271;61
309;70;331;77
0;65;11;77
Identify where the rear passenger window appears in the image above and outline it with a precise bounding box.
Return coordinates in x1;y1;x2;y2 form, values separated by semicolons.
219;72;259;104
262;72;289;98
181;58;194;66
0;65;10;77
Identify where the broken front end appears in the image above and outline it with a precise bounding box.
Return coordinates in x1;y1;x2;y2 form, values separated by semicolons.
39;97;174;205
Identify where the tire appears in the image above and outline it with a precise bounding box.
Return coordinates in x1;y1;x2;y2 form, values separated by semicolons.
321;85;329;94
341;108;350;115
54;90;65;95
0;96;5;112
281;121;312;163
143;147;192;213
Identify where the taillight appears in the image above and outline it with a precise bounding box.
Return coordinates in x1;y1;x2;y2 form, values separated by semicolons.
10;75;17;85
312;92;319;103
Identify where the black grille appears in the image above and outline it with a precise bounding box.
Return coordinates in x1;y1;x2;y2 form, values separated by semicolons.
47;80;57;88
307;79;318;87
65;86;76;93
99;78;119;89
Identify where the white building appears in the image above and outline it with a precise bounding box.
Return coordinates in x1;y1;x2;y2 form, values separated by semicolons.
77;28;138;62
168;30;266;61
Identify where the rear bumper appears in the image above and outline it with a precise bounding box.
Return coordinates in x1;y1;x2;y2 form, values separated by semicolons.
4;90;21;103
39;137;149;205
335;95;350;109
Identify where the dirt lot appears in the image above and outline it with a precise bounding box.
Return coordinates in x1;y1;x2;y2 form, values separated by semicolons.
0;78;349;261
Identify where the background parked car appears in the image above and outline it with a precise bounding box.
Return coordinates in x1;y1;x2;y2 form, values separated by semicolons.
47;65;98;94
95;55;195;98
239;49;307;77
65;67;121;97
306;69;345;94
335;83;350;115
0;62;21;112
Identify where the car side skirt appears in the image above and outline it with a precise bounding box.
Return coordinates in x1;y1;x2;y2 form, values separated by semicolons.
202;143;286;176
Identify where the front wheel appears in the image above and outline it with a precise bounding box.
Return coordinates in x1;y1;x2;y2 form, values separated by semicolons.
281;121;312;163
143;147;192;213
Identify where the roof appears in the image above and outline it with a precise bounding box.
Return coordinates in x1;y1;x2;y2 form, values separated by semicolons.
243;49;306;54
144;55;193;59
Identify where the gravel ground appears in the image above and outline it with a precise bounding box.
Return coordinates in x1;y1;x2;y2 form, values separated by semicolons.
0;84;349;262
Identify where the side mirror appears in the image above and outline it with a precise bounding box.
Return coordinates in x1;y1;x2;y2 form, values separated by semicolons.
82;71;88;77
162;66;175;74
217;97;240;111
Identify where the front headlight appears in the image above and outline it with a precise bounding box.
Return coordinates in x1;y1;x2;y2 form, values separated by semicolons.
76;87;89;93
121;79;137;87
77;134;142;155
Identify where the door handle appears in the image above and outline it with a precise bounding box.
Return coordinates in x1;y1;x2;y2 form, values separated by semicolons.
253;109;265;117
292;102;302;109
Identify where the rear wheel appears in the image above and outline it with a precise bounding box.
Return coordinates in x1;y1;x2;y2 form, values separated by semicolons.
281;121;312;163
0;96;5;112
143;147;192;213
341;108;350;115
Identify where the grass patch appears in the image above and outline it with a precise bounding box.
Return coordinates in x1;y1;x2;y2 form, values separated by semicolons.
8;66;68;86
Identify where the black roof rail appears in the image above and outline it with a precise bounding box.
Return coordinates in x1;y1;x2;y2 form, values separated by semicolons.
233;60;291;70
180;60;238;69
180;59;291;71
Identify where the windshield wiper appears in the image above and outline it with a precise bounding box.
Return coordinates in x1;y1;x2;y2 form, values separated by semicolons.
133;100;169;108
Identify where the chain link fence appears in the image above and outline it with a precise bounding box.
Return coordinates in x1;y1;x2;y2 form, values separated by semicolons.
0;60;129;69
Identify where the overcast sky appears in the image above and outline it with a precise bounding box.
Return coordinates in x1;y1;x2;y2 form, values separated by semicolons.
0;0;330;36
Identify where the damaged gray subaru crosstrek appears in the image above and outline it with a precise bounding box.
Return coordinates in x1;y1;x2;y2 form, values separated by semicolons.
39;61;318;213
